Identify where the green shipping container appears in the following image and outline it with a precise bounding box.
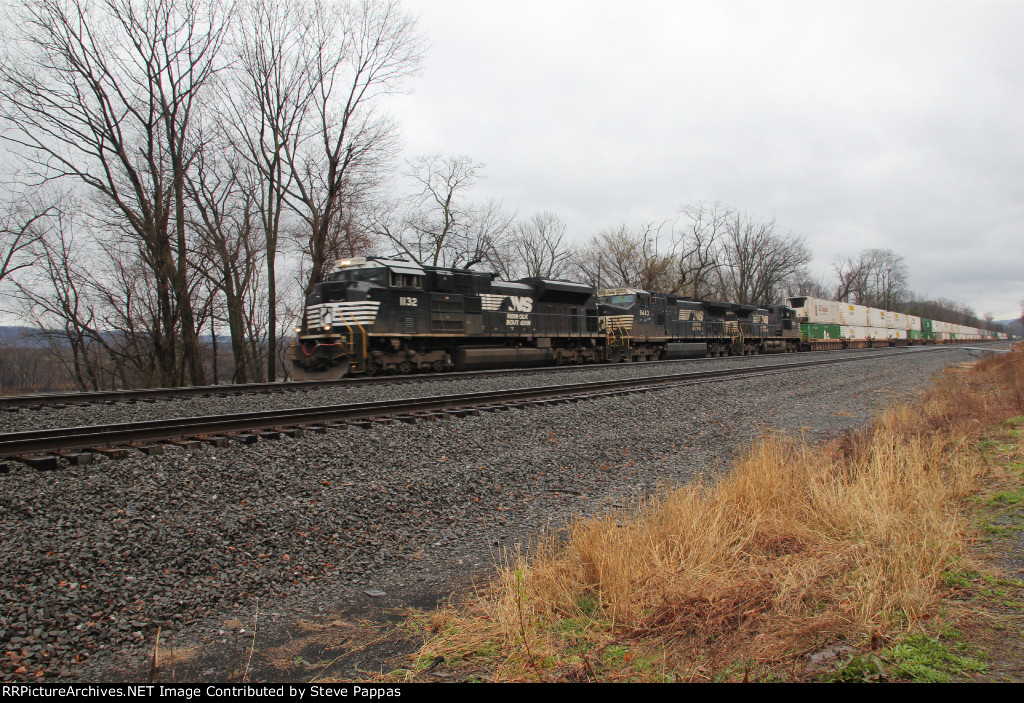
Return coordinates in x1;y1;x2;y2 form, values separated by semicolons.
921;318;934;334
800;323;842;341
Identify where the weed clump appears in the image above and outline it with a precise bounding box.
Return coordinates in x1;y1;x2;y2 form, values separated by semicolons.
402;349;1024;682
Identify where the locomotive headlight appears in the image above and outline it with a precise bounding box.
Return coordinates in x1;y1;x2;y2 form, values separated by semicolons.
295;327;301;334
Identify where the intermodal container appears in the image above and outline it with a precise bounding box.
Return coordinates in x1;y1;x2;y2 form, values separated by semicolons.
867;308;887;327
839;304;869;326
803;298;840;325
840;325;872;340
800;323;842;340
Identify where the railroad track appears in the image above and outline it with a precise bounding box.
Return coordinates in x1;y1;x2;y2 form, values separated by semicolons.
0;347;957;470
0;344;943;410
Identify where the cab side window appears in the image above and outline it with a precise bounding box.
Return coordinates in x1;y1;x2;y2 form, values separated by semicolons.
389;271;423;289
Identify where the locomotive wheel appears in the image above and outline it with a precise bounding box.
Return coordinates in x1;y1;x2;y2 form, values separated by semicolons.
398;360;414;374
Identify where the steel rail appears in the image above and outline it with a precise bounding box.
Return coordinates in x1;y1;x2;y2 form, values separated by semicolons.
0;348;950;460
0;344;961;410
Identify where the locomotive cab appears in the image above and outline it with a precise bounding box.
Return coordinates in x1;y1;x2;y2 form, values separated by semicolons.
292;257;430;380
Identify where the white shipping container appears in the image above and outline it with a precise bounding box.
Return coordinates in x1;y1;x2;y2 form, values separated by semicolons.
840;325;870;340
804;297;840;325
889;312;908;330
839;304;869;326
907;315;921;332
867;308;887;327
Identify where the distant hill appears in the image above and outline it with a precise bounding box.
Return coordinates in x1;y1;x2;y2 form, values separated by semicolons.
1;326;245;347
0;326;46;346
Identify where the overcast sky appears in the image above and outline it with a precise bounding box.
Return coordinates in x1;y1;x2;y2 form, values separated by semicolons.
383;0;1024;320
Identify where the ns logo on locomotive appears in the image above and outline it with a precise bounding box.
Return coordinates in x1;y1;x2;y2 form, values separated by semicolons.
289;256;804;381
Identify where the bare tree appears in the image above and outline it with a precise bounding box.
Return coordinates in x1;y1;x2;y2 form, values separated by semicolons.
490;211;574;280
832;252;869;303
0;197;50;289
230;0;320;382
231;0;423;380
570;223;676;292
716;211;811;305
24;209;203;390
287;0;425;294
185;143;267;384
374;154;513;269
833;248;907;308
673;201;728;299
16;211;99;391
389;154;481;266
790;271;831;299
0;0;232;386
864;248;907;310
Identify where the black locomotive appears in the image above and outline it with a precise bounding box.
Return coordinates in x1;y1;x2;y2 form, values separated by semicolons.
289;257;801;380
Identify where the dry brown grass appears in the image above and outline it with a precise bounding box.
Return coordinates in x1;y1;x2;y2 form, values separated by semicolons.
402;348;1024;682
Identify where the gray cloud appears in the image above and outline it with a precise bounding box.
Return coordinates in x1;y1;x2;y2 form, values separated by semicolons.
387;0;1024;317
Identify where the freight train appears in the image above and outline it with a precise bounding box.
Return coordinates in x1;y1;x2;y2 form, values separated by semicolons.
787;296;1005;349
289;256;1005;381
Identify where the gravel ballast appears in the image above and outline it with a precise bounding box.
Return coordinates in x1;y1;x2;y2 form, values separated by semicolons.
0;346;996;681
2;348;913;434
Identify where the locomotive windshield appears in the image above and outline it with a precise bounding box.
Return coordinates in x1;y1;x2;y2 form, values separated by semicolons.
599;294;635;305
326;267;387;285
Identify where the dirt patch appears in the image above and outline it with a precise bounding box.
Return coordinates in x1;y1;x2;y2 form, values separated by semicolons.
105;572;487;683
